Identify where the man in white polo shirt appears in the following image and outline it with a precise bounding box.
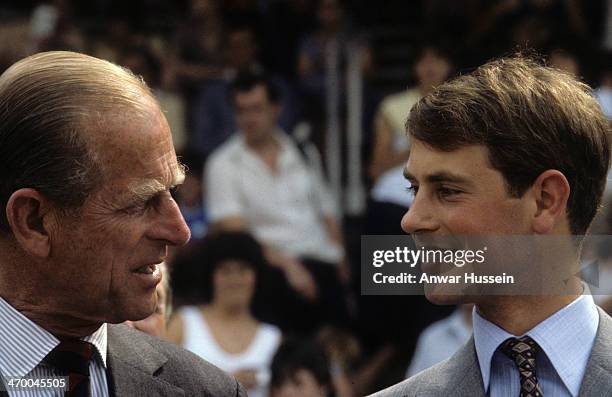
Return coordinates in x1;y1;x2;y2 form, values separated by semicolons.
205;72;349;331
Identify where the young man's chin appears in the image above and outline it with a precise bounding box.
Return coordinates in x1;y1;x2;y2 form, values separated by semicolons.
425;294;468;305
424;284;474;305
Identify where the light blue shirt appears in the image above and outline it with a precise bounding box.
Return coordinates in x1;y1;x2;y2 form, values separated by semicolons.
473;294;599;397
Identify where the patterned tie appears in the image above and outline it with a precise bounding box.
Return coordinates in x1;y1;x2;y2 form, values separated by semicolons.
500;336;544;397
43;340;94;397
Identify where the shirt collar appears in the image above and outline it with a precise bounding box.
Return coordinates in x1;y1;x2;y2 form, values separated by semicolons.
473;294;599;396
237;128;290;150
0;297;108;377
237;129;298;168
447;307;473;341
83;323;108;368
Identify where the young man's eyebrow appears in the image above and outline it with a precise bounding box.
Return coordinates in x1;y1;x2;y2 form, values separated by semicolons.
403;169;472;186
403;168;416;182
426;171;472;185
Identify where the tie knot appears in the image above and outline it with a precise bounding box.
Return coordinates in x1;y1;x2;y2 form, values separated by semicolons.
501;336;539;361
44;340;95;376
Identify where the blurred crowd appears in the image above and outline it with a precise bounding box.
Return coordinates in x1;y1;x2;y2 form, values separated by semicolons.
1;0;612;395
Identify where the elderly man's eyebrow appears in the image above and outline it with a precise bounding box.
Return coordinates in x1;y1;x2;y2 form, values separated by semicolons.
128;164;186;201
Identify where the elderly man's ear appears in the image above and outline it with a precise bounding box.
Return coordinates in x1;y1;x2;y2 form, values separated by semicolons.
6;188;55;258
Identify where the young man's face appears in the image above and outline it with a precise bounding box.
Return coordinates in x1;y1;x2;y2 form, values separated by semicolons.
401;141;533;235
401;140;535;303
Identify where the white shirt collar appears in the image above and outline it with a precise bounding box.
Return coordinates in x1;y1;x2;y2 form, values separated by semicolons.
236;128;292;151
473;294;599;396
235;129;303;171
0;297;107;377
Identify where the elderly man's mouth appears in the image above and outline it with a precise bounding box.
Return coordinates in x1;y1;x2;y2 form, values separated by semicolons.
131;263;162;288
133;264;158;274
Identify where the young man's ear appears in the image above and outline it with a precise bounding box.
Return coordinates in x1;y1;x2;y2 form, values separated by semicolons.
530;170;571;234
6;188;54;258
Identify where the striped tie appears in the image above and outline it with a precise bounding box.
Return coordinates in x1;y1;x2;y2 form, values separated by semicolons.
501;336;544;397
43;340;94;397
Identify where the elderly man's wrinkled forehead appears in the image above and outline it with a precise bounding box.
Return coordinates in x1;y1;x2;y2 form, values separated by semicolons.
84;99;180;180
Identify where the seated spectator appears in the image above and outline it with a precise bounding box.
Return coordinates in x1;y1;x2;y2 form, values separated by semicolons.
466;0;592;64
205;72;350;329
367;44;454;234
30;0;85;53
167;231;282;397
297;0;372;150
317;326;361;397
405;304;473;377
270;338;335;397
118;44;188;152
547;46;580;77
124;262;172;339
191;25;299;158
595;52;612;120
359;45;456;393
169;0;224;91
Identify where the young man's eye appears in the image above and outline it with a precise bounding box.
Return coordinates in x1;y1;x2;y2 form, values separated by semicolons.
437;187;462;199
406;185;419;195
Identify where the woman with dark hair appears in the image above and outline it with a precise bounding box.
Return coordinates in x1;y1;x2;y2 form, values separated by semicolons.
167;231;282;397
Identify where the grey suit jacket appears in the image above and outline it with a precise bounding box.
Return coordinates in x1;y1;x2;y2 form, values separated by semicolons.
106;324;247;397
370;308;612;397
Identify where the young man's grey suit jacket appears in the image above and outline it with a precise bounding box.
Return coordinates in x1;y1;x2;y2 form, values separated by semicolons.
370;308;612;397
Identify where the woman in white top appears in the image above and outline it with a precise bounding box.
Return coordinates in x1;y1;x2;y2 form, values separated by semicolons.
168;231;282;397
368;44;455;218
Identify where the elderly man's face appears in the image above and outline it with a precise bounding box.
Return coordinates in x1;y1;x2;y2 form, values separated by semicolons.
124;280;168;338
48;103;190;323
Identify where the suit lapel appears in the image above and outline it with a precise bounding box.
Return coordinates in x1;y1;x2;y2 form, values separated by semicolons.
448;338;486;397
579;308;612;397
420;337;486;397
106;325;185;397
107;355;185;397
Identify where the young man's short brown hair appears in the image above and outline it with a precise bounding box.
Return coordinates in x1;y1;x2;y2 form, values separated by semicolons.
407;56;611;235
